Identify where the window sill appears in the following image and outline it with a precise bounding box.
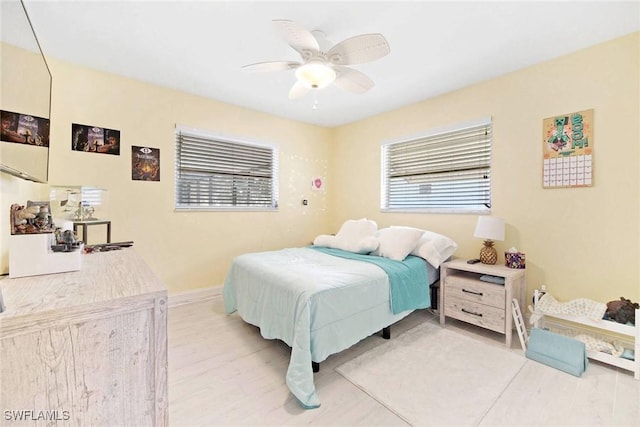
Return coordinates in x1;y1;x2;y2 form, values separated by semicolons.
175;206;278;212
380;207;490;215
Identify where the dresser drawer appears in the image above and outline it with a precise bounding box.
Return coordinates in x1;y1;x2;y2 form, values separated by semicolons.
443;296;505;333
445;273;505;309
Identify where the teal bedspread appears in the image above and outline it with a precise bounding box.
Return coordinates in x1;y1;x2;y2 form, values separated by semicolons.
309;246;430;314
223;247;431;409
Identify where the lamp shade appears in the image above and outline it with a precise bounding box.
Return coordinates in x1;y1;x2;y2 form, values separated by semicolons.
474;216;505;241
295;61;336;89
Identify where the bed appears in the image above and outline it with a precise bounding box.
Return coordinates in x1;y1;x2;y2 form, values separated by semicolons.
223;220;457;408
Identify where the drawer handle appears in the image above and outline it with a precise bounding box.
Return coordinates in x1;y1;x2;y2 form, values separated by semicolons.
462;288;483;296
462;308;483;317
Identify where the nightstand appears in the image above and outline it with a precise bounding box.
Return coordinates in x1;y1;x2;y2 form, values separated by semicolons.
439;258;526;348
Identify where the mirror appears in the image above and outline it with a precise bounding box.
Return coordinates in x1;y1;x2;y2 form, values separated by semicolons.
0;0;51;183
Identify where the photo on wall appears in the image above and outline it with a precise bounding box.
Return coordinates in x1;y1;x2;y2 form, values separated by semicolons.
132;146;160;181
1;110;50;147
71;123;120;155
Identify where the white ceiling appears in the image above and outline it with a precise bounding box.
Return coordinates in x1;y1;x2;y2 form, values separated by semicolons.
4;1;640;128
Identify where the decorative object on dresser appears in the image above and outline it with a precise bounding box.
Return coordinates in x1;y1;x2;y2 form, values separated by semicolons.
473;216;505;265
10;202;54;235
9;200;83;278
73;219;112;244
439;258;526;348
50;186;111;244
50;185;108;222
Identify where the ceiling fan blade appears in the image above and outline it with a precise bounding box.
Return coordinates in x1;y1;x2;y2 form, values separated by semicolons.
241;61;300;73
327;34;390;65
288;81;310;99
273;19;319;59
333;66;374;94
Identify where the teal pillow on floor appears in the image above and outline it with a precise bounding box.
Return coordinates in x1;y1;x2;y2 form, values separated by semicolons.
526;328;588;377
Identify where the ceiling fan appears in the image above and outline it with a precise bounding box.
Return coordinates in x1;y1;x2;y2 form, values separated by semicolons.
242;19;390;100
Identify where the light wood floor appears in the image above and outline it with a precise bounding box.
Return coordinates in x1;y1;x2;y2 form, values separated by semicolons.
168;298;640;426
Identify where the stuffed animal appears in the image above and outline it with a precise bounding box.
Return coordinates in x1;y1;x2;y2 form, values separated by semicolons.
606;297;639;325
13;204;40;224
11;204;41;234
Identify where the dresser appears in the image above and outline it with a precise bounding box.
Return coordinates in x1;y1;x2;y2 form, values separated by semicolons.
439;258;526;348
0;248;168;426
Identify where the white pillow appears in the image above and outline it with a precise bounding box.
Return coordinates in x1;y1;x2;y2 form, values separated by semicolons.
372;227;424;261
335;218;378;242
313;234;336;247
335;235;380;254
312;219;380;254
395;227;457;268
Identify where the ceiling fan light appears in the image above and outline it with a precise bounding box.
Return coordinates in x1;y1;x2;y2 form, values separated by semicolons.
295;62;336;89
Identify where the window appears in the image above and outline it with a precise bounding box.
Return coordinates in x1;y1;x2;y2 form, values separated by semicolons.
381;117;492;213
175;127;278;210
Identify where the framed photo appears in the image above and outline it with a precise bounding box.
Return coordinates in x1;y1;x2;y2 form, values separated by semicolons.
71;123;120;155
132;146;160;181
1;110;50;147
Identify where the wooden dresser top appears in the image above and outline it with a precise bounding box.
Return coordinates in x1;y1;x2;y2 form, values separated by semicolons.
0;248;166;322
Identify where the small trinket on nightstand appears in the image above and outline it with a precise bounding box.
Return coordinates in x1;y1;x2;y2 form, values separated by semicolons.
505;247;525;269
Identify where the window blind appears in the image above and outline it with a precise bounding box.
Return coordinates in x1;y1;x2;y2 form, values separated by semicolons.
381;120;492;211
175;129;278;210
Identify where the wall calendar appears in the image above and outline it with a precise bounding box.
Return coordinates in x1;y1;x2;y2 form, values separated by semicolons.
542;109;593;188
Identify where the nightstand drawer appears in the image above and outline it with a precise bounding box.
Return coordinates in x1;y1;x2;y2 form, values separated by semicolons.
445;274;505;309
443;297;505;333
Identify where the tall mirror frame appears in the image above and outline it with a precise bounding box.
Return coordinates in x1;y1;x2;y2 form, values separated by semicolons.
0;0;52;183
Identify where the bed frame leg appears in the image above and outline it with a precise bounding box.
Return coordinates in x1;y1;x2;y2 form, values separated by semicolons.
382;326;391;340
312;361;319;373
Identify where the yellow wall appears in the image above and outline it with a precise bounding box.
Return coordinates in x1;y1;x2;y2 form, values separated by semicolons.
331;32;640;303
2;54;332;293
2;33;638;303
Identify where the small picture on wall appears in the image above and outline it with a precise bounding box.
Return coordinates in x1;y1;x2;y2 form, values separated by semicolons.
71;123;120;155
542;109;594;188
1;110;50;147
132;146;160;181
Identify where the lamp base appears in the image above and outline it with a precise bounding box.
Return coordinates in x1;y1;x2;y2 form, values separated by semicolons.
479;240;498;265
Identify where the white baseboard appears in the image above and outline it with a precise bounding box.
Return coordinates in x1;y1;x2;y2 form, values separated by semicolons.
168;285;222;307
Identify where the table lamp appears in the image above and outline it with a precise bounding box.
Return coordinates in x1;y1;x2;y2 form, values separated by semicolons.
473;216;505;264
